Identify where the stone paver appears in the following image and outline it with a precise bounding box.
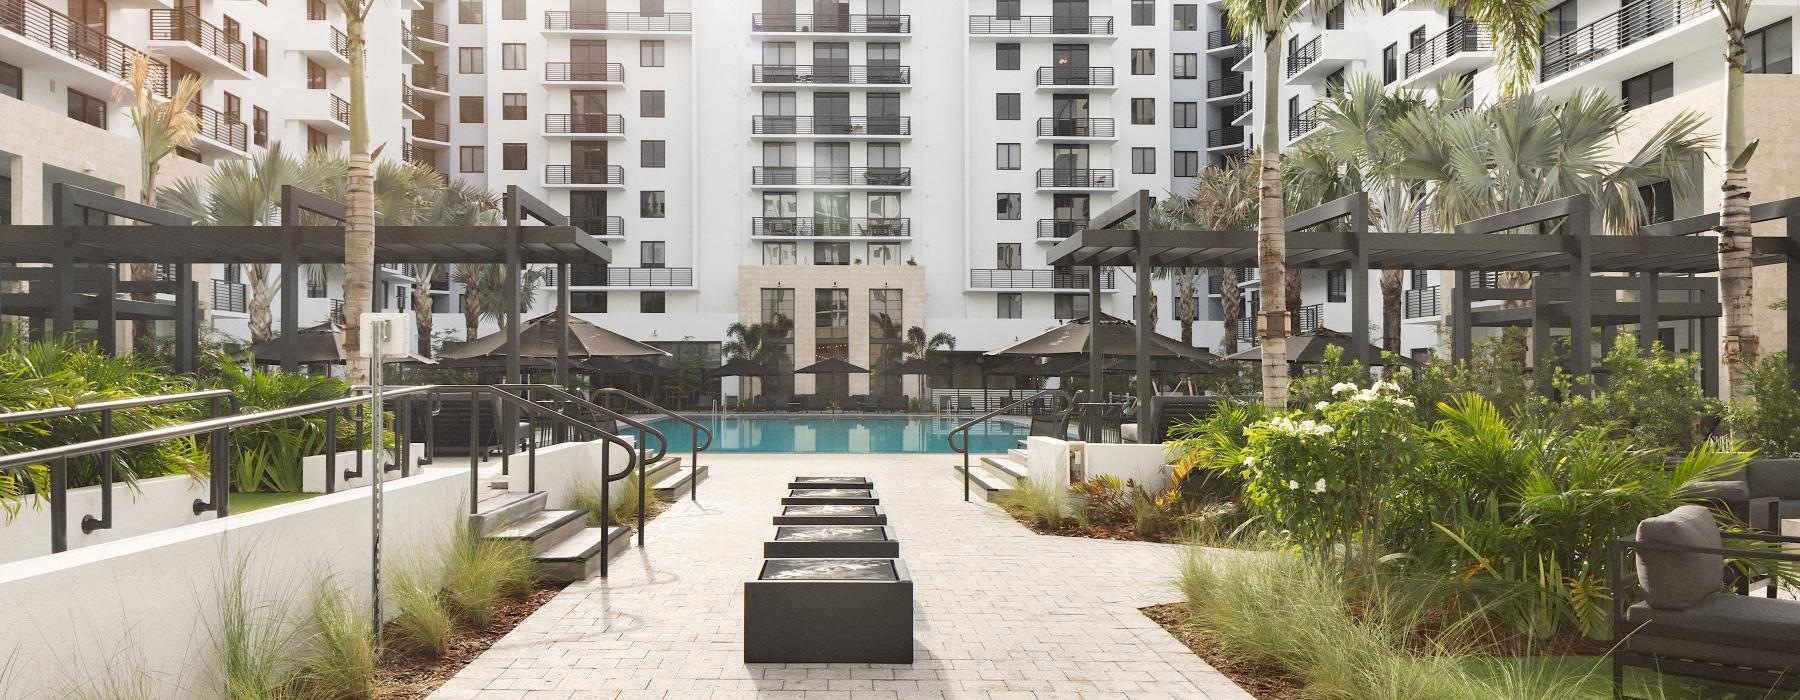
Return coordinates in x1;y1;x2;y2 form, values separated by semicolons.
431;454;1253;700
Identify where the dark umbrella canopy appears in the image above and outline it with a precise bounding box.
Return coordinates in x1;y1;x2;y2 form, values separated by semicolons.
1104;356;1223;375
240;322;344;364
983;357;1042;377
706;356;775;378
440;313;668;360
796;358;870;374
987;314;1216;361
1221;328;1414;366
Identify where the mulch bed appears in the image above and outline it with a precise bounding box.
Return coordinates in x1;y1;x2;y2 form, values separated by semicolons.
374;583;565;699
1142;602;1307;700
1014;517;1186;543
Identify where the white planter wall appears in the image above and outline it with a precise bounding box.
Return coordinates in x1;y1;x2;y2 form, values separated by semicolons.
0;474;213;565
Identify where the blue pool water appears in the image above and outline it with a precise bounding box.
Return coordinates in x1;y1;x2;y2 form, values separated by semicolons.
631;415;1027;454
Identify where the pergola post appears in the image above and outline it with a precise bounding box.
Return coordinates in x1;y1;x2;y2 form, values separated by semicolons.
556;262;571;387
174;270;195;373
1566;202;1594;396
1638;272;1660;354
1450;274;1470;362
96;269;116;353
1087;261;1102;440
1787;216;1800;382
1132;192;1154;443
50;185;75;338
279;189;304;375
503;188;523;385
1349;198;1370;366
1702;316;1721;397
1532;281;1552;397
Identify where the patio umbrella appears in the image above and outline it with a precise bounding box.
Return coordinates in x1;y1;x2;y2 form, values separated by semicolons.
238;322;345;365
795;358;870;374
706;356;775;378
440;312;668;360
986;313;1216;361
1221;327;1415;366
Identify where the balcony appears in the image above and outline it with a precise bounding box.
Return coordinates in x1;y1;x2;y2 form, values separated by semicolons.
400;82;424;120
543;62;625;87
1207;30;1250;62
211;279;246;314
1036;218;1089;240
1035;117;1115;140
750;116;911;137
572;215;624;238
751;167;912;189
1206;73;1246;100
292;92;351;134
1287;104;1321;141
544;11;694;34
1034;66;1116;90
294;23;354;70
147;9;249;79
549;267;695;288
1230;90;1255;125
542;113;625;138
751;217;911;239
968;269;1115;291
544;165;626;189
1286;35;1321;77
752;13;911;35
1207;126;1246;151
399;23;423;65
1538;0;1720;89
1404;286;1440;319
411;18;447;47
187;101;248;155
410;67;449;95
1296;303;1323;334
411;119;448;144
1284;30;1362;84
750;64;911;87
0;0;170;99
967;15;1113;37
1402;20;1492;86
1035;168;1115;191
378;262;417;279
1238;316;1257;346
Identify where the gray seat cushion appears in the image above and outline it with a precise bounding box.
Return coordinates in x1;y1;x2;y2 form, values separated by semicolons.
1747;459;1800;500
1624;596;1800;671
1636;505;1724;610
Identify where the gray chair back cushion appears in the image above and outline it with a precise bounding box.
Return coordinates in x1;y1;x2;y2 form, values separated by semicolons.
1635;505;1723;611
1746;459;1800;500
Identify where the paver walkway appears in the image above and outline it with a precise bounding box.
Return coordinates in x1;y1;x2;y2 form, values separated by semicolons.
432;453;1252;699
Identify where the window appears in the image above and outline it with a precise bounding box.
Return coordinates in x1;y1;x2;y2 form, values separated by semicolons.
1174;102;1198;128
997;293;1023;319
1542;1;1578;43
253;107;268;146
997;193;1021;220
1174;53;1197;79
502;0;525;20
459;96;484;123
502;43;526;70
868;242;899;265
996;93;1020;120
459;47;483;74
1409;26;1427;50
223;93;240;120
502;143;526;170
1639;180;1674;225
997;243;1022;270
307;0;326;20
1131;0;1154;26
67;89;105;129
0;60;18;99
459;0;481;23
1054;293;1090;319
309;127;327;153
641;241;666;268
253;35;267;75
1383;44;1398;84
1381;0;1397;13
1131;98;1155;124
572;292;607;313
1327;269;1347;302
1747;19;1792;74
1325;2;1345;30
996;143;1021;170
1174;151;1200;177
1132;49;1155;75
641;191;666;218
459;146;484;173
763;242;797;265
1175;5;1198;30
641;40;665;67
641;90;665;117
996;0;1021;20
306;60;326;89
642;140;666;167
640;291;666;313
814;241;851;265
1132;147;1155;174
502;93;526;120
996;43;1020;70
1621;64;1673;110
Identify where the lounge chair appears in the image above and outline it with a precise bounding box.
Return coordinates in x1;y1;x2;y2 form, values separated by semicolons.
1687;458;1800;532
957;396;975;412
879;395;907;412
939;395;953;412
798;394;827;412
845;394;869;412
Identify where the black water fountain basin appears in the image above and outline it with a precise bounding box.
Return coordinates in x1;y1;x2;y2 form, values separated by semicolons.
780;488;880;506
787;476;874;489
772;504;889;525
745;558;914;663
764;525;900;558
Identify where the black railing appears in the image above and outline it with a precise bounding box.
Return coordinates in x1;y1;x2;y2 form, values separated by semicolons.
0;0;170;96
1288;104;1321;139
1404;20;1492;77
1405;285;1440;318
1238;315;1258;345
1232;90;1254;117
543;113;624;135
327;94;350;125
949;389;1068;501
969;269;1116;289
1207;73;1245;97
545;62;625;82
1037;218;1089;239
1035;66;1115;86
328;26;355;61
968;15;1113;34
1216;43;1251;63
545;164;626;186
188;102;247;151
211;279;246;313
1036;117;1114;137
411;18;447;43
1035;168;1115;189
1286;35;1321;76
591;387;712;510
751;217;911;238
1541;0;1702;81
401;81;418;111
753;13;911;33
412;119;448;142
148;9;246;70
545;11;694;31
411;67;448;92
750;64;911;85
1296;303;1323;334
550;267;694;287
573;215;624;237
1209;126;1245;148
751;166;912;187
750;115;910;136
1207;28;1239;50
500;384;681;545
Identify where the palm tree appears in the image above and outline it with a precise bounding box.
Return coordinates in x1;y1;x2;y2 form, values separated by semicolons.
901;326;955;362
1711;0;1760;400
1456;0;1558;95
451;262;546;343
159;145;304;344
1159;156;1260;352
116;53;202;345
1221;0;1309;408
335;0;378;384
410;177;496;356
723;322;785;401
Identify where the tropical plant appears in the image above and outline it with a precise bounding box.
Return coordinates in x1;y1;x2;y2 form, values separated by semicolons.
443;519;534;627
297;580;376;700
335;0;379;385
1166;399;1266;506
161;145;307;344
722;321;785;400
1712;0;1762;402
1556;334;1718;452
1726;352;1800;457
450;264;547;344
387;566;453;659
411;179;498;357
208;356;356;493
1157;156;1258;351
116;52;203;344
900;326;956;362
995;477;1068;530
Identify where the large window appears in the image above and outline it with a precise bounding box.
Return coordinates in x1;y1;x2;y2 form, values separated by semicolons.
1327;269;1347;302
996;243;1021;270
642;140;666;167
459;0;481;23
641;241;666;268
572;292;607;313
996;43;1020;71
459;96;484;123
1131;0;1154;26
1131;98;1155;124
996;93;1020;120
1131;147;1155;174
67;89;105;129
641;40;665;67
1174;151;1200;177
1747;19;1793;74
253;35;267;75
1174;53;1197;79
307;60;326;89
1382;44;1397;84
869;290;902;342
502;143;526;170
814;241;850;265
1132;49;1155;75
502;0;525;20
1054;293;1090;319
1173;102;1198;128
502;93;526;120
763;242;797;265
1639;180;1674;225
459;146;484;173
1542;1;1578;43
996;143;1021;170
996;193;1021;220
815;288;849;341
0;60;18;99
1621;64;1673;110
641;191;666;218
253;107;268;146
640;291;665;313
641;90;666;117
502;43;526;70
459;47;483;74
997;293;1023;319
1174;5;1198;30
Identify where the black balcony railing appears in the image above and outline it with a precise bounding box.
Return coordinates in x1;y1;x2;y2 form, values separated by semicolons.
1035;168;1114;189
1208;126;1245;148
1231;90;1254;117
411;18;446;43
328;26;357;61
752;217;911;238
543;113;624;135
1036;218;1089;239
149;9;246;70
572;215;625;237
1296;303;1323;334
1207;28;1239;50
544;62;625;82
1404;286;1440;318
753;13;911;33
412;119;448;141
968;15;1113;34
750;64;911;85
328;299;344;323
411;67;448;92
1036;117;1114;138
1238;315;1258;345
327;94;350;125
1404;20;1492;77
545;11;694;31
401;81;418;111
1207;72;1245;98
750;115;911;136
0;0;170;96
1541;0;1702;81
1035;66;1115;87
1288;104;1321;139
188;102;247;151
969;269;1115;290
429;269;451;291
551;267;694;287
1286;35;1321;76
545;165;625;186
211;279;246;314
751;167;912;187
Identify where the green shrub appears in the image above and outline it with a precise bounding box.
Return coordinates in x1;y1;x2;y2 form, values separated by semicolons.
1164;400;1265;506
1556;335;1717;452
570;470;659;528
1726;351;1800;457
297;580;375;700
995;477;1067;529
387;568;453;659
209;554;302;700
443;520;534;627
210;358;356;493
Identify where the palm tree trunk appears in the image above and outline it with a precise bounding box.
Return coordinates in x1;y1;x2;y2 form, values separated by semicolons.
462;270;482;341
1221;267;1242;355
412;263;437;357
130;161;162;345
1719;2;1758;401
1379;269;1402;354
247;264;275;344
1257;19;1290;409
1178;270;1199;346
338;6;375;384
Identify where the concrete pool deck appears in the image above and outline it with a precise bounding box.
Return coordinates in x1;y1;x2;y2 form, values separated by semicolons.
430;453;1251;699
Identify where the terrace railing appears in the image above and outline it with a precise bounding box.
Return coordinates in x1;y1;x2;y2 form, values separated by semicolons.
188;101;247;151
1296;303;1323;334
1208;126;1245;148
1288;104;1321;139
572;215;624;237
751;166;912;187
411;18;447;43
544;62;624;82
210;278;246;313
751;216;911;238
1035;66;1115;86
1404;20;1491;78
544;11;694;31
1404;285;1440;318
1035;168;1114;189
1037;218;1089;239
543;113;625;136
948;389;1068;501
411;66;448;92
544;164;625;186
751;115;911;136
969;268;1115;289
1036;117;1114;138
547;267;694;287
968;15;1113;34
750;63;911;85
0;0;170;96
1541;0;1703;81
753;13;911;33
1286;35;1322;76
412;119;448;142
149;9;247;70
1207;73;1245;98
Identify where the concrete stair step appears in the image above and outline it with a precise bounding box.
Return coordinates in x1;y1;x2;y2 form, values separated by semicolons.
980;456;1028;488
652;464;709;499
1008;447;1030;464
642;455;683;483
471;491;547;536
483;508;588;555
534;525;633;582
951;462;1013;502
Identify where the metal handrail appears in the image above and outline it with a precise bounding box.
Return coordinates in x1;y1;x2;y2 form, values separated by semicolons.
496;384;667;464
947;389;1067;502
591;387;713;504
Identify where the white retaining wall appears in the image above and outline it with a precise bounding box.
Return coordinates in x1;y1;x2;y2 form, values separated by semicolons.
1022;438;1173;490
0;473;213;565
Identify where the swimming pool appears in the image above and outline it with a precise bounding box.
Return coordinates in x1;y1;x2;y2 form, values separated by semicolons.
632;415;1028;454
